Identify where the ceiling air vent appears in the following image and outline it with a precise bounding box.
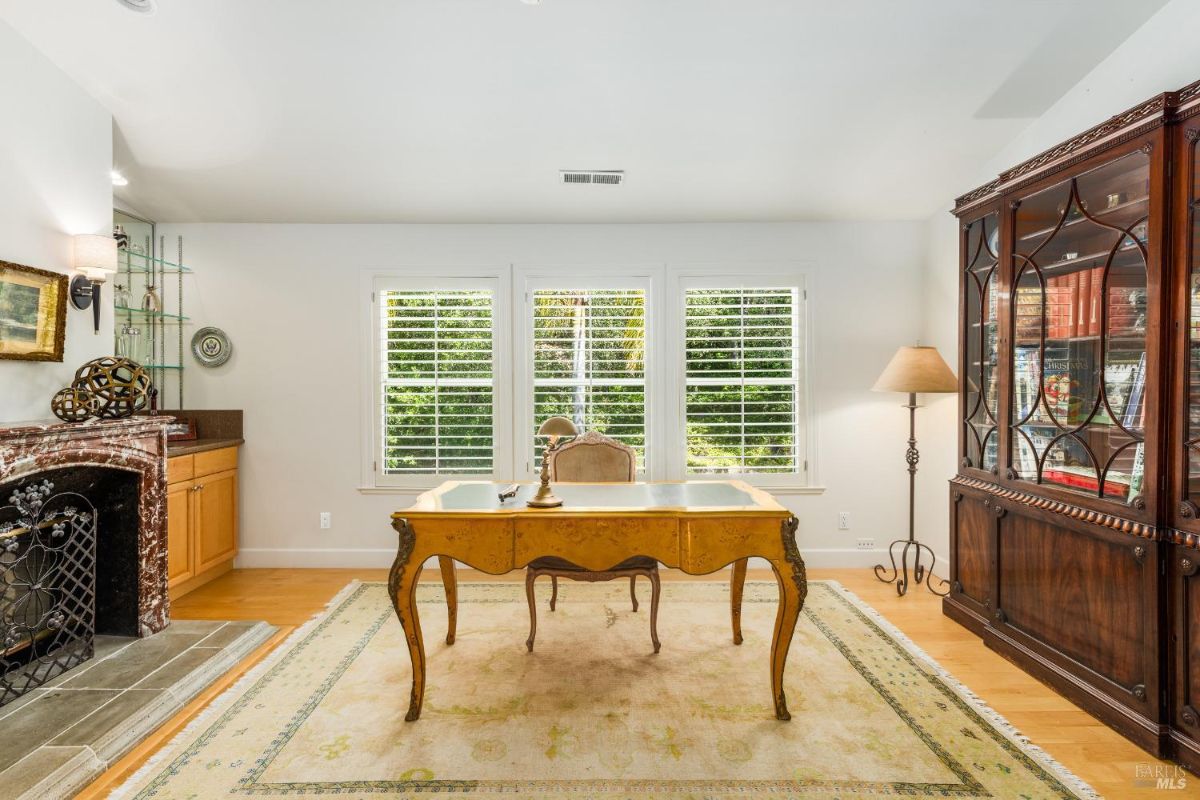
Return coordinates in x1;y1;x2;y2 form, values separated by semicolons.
560;170;624;186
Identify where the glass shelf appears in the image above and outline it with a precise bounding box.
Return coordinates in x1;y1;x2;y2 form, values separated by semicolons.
115;306;190;323
141;363;183;370
117;249;192;274
1017;194;1148;242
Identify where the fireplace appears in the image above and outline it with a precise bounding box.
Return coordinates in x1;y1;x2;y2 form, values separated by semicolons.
0;417;171;705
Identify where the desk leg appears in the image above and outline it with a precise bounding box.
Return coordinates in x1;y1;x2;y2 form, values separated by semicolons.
388;519;427;722
438;556;458;645
768;517;806;721
730;558;748;645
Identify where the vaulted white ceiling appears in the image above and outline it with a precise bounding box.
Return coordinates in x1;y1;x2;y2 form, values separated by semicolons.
0;0;1169;223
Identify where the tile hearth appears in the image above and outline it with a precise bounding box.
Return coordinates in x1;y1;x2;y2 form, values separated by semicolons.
0;618;275;800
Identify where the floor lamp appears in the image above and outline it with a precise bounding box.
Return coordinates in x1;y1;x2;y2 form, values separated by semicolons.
871;345;958;597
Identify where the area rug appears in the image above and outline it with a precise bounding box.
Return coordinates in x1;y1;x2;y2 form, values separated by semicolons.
111;580;1097;799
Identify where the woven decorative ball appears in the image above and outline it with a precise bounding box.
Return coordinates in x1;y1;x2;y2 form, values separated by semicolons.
50;384;100;422
73;357;153;419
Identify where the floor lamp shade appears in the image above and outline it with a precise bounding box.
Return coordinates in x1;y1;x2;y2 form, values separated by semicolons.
872;346;957;394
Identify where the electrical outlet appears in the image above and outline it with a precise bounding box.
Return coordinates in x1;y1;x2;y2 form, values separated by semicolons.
856;538;875;550
319;512;332;530
837;512;850;530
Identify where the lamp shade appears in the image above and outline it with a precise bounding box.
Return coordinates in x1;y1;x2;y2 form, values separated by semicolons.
872;346;957;394
72;234;118;279
536;415;579;438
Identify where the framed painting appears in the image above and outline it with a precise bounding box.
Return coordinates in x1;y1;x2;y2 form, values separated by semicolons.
0;260;68;362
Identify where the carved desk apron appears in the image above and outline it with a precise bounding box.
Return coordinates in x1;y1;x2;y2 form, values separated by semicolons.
388;480;806;721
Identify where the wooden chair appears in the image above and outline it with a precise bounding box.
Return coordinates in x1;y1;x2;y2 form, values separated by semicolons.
525;430;661;653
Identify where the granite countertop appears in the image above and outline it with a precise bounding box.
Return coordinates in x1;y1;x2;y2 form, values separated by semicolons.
167;437;245;457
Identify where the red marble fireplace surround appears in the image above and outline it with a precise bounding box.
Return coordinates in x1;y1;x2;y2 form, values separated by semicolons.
0;417;172;635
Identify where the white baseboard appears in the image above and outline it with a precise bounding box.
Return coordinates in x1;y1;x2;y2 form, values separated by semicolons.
235;547;950;572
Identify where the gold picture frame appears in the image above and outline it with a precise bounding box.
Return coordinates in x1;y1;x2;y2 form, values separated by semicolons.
0;260;68;362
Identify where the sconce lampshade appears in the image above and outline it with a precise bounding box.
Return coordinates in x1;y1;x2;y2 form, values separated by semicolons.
872;346;958;394
72;234;118;280
537;415;579;438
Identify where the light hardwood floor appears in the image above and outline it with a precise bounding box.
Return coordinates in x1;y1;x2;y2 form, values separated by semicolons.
79;567;1193;798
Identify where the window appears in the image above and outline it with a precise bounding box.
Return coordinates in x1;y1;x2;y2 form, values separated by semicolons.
376;284;496;478
366;267;814;490
683;285;806;476
530;288;648;470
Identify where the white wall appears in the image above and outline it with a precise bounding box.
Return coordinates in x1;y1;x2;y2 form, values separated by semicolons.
0;20;113;422
160;222;926;569
918;0;1200;559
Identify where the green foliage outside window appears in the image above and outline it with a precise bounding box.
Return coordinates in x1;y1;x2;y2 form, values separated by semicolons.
380;284;802;477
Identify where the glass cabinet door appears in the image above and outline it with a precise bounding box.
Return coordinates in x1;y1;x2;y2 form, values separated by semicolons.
962;212;1001;473
1187;134;1200;504
1010;148;1150;505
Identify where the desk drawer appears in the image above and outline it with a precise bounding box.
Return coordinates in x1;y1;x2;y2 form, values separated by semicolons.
515;517;680;570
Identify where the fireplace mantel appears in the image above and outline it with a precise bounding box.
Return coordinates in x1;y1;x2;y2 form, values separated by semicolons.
0;416;173;635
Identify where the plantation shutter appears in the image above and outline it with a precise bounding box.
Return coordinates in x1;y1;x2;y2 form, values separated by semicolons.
685;286;803;474
379;289;494;475
532;289;647;470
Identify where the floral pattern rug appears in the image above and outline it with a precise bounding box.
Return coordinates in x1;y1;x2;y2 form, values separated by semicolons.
112;580;1097;799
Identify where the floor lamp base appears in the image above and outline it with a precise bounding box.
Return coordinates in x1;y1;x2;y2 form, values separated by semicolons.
874;539;949;597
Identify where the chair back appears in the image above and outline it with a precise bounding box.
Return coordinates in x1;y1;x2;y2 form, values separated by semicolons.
549;430;635;483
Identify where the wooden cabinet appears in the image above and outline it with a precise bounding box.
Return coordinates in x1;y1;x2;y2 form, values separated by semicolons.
166;480;195;587
948;78;1200;769
167;447;239;599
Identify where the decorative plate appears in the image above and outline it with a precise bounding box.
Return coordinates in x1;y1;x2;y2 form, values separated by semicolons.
191;327;232;367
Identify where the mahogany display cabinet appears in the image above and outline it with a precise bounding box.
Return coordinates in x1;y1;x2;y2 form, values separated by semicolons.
947;78;1200;769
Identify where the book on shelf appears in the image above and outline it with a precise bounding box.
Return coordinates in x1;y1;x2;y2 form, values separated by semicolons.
1104;360;1139;423
1015;285;1041;340
1127;442;1145;503
1013;347;1039;420
1076;269;1090;338
1066;272;1079;337
1043;464;1133;498
1041;266;1109;339
1088;267;1102;337
1046;275;1071;338
1122;351;1147;429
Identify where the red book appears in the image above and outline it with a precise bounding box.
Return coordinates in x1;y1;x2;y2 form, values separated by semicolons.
1088;267;1102;337
1052;276;1070;338
1066;273;1080;337
1076;270;1091;339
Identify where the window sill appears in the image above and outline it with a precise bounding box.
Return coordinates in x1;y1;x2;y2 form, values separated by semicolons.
358;484;826;496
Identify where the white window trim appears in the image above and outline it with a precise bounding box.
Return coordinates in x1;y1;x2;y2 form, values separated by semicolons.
666;264;819;491
359;262;822;495
513;264;666;481
361;268;512;490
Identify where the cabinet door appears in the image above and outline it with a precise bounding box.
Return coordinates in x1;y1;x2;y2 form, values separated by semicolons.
1171;545;1200;764
946;487;999;633
1006;135;1161;518
960;209;1004;479
166;481;194;587
195;469;238;573
1174;128;1200;530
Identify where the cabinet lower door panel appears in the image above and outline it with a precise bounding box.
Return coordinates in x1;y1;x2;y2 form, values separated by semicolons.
166;482;194;587
948;488;994;623
1172;544;1200;766
996;508;1155;704
195;470;238;573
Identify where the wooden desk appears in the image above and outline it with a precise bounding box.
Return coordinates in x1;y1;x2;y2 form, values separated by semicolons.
388;480;805;721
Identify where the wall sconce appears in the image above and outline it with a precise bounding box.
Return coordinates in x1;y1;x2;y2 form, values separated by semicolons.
70;234;118;334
